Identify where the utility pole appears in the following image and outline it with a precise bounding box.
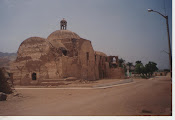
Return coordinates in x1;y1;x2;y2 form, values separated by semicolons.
148;9;172;77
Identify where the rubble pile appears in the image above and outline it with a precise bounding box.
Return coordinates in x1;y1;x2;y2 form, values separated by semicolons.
0;67;13;101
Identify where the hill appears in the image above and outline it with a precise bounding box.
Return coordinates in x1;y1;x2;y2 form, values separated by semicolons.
0;52;17;70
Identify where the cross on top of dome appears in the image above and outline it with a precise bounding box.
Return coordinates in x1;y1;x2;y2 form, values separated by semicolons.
60;18;67;30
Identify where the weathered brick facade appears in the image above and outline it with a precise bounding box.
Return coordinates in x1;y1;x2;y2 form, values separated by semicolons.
10;19;125;85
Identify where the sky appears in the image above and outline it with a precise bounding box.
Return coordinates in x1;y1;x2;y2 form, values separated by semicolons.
0;0;172;69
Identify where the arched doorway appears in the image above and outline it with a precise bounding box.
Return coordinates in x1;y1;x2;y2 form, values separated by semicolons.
32;73;37;80
113;57;116;63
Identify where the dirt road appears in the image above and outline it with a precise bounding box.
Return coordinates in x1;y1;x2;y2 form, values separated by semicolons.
0;76;171;116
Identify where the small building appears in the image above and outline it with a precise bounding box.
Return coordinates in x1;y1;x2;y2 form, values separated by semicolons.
153;71;167;76
10;19;125;85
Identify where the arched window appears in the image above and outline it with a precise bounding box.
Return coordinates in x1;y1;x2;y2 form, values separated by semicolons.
113;57;116;63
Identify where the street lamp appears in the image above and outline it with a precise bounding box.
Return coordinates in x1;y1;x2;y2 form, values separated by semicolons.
148;9;153;12
148;9;172;77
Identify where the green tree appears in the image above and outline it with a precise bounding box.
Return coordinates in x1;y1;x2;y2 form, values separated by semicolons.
136;61;142;64
135;61;158;78
135;61;143;74
118;58;125;68
145;61;158;76
127;62;133;72
141;66;149;77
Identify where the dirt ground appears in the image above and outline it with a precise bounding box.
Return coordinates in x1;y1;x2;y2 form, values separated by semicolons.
15;78;126;88
0;76;172;116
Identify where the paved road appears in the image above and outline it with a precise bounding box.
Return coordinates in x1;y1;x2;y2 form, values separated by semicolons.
0;76;172;116
93;79;133;88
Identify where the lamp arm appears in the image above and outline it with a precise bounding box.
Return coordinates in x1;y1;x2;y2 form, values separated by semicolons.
152;11;167;19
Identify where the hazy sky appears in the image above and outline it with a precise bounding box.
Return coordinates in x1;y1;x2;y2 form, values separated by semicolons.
0;0;172;69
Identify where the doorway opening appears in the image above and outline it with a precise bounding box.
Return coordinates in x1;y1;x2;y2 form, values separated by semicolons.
32;73;37;80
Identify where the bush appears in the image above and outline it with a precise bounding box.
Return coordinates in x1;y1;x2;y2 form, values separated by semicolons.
0;68;12;94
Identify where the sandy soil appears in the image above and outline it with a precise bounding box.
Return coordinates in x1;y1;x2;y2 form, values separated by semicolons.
0;76;172;116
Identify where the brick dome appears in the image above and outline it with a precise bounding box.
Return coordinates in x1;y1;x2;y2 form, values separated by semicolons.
47;30;80;41
17;37;49;60
19;37;46;46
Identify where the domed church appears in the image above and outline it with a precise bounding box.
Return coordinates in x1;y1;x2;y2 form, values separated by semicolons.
10;19;125;85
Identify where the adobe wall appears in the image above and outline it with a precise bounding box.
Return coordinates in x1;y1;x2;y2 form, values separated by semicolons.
61;56;81;79
107;67;125;79
10;37;64;85
153;72;167;76
10;30;126;85
10;37;98;85
10;59;59;85
94;52;107;79
55;38;96;80
94;55;100;80
78;39;96;80
94;52;125;80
